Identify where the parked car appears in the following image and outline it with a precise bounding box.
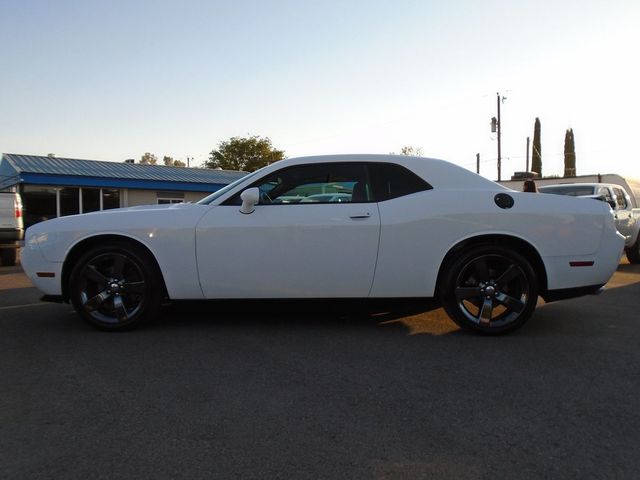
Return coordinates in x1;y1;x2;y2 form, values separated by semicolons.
21;155;624;334
0;191;24;266
539;183;640;263
299;193;352;203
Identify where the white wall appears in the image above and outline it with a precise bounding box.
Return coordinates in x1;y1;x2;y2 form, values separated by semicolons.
125;189;210;206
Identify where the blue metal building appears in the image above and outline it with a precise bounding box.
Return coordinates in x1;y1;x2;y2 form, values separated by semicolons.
0;153;246;227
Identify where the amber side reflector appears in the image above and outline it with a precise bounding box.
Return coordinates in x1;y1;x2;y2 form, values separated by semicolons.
36;272;56;278
569;261;594;267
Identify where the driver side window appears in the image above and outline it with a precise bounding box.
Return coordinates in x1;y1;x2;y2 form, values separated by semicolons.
224;163;372;205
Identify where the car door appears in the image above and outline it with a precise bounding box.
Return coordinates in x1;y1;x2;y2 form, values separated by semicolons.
195;162;381;298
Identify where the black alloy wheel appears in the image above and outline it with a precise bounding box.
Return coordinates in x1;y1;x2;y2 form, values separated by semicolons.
440;245;538;334
69;242;162;330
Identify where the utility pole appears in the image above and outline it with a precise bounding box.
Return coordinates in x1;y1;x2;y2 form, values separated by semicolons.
491;92;506;181
526;136;530;172
476;153;480;174
496;92;502;181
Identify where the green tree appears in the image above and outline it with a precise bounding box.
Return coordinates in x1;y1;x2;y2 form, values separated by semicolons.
399;146;423;156
531;118;542;176
563;128;576;177
162;156;186;167
206;135;285;172
140;152;157;165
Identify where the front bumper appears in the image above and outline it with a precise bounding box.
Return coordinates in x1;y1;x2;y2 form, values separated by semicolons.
20;242;63;296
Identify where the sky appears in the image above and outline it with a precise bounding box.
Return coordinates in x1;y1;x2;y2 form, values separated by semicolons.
1;0;639;180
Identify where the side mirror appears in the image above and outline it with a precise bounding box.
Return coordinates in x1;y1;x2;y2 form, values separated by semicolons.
239;187;260;214
607;200;617;210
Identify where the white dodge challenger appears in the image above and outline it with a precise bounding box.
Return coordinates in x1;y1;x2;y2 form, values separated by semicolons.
21;155;624;334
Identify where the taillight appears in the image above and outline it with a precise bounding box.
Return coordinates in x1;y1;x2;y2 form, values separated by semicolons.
14;199;22;218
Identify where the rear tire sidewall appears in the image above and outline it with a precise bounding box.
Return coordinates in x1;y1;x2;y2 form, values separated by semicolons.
69;242;162;330
439;245;538;335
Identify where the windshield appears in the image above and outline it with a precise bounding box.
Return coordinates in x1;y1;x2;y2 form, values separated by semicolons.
197;170;259;205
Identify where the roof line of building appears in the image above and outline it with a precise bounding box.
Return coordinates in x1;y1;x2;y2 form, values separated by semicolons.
0;153;247;191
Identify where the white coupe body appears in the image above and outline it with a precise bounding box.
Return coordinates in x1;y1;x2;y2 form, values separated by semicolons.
21;154;624;333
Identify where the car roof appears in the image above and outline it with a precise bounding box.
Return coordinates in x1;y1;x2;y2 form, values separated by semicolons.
259;154;503;191
275;154;442;168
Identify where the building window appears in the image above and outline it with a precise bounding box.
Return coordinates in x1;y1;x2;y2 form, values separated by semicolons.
19;185;121;227
82;188;101;213
157;191;184;204
21;186;57;227
60;187;80;216
102;189;120;210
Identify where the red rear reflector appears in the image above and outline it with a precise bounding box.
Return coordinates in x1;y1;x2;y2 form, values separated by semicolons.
15;200;22;218
569;261;594;267
36;272;56;278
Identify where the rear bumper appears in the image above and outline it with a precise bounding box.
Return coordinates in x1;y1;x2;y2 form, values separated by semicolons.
543;231;624;291
541;284;605;303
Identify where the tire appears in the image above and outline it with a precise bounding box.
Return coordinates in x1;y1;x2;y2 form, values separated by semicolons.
439;245;539;335
625;237;640;264
68;241;163;330
0;248;17;266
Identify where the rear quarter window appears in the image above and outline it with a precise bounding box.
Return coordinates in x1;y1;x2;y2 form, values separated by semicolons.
369;163;432;201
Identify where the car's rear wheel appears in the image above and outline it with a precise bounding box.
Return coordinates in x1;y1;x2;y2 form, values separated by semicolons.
69;242;162;330
0;248;17;266
439;245;538;335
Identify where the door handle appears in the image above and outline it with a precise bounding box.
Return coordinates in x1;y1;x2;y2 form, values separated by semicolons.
349;213;371;219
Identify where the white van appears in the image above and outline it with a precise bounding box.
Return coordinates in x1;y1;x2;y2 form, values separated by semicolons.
0;191;24;266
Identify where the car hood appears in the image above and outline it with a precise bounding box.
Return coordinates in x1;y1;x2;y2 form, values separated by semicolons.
25;201;206;237
92;202;196;214
24;201;211;263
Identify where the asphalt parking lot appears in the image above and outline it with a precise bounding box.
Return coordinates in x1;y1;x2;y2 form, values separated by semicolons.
1;261;640;479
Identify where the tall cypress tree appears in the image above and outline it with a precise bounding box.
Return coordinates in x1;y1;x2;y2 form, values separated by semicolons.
564;128;576;177
531;117;542;176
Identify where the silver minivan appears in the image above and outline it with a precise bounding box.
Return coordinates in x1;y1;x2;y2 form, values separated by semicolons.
0;191;24;266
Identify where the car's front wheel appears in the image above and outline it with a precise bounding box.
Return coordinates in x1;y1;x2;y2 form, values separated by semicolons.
69;242;163;330
439;245;539;335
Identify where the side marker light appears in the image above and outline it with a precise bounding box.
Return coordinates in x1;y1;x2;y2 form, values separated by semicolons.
36;272;56;278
